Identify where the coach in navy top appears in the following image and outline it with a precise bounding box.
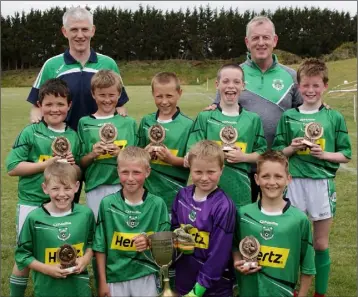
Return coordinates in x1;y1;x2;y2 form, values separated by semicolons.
27;6;129;131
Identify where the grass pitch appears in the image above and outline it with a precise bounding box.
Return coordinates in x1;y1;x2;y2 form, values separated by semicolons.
1;59;357;296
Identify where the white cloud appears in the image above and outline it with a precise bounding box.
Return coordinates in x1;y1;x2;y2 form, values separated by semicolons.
1;1;357;17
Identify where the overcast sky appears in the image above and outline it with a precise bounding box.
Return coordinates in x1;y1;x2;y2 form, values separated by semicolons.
1;1;357;17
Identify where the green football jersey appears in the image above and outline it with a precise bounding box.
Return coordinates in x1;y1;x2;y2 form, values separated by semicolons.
186;107;267;207
6;121;81;206
15;203;95;297
137;109;193;211
235;200;316;297
77;114;138;192
93;190;171;283
272;106;352;178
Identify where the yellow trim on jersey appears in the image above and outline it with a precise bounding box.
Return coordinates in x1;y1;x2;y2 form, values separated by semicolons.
297;139;326;155
215;141;247;153
96;140;128;160
151;149;179;166
110;232;154;251
38;155;51;162
257;245;290;268
180;224;210;249
44;242;84;265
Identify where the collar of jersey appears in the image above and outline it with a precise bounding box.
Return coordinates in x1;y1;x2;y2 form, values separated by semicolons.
155;107;181;121
120;188;148;203
295;104;325;113
89;110;118;119
64;48;98;64
41;118;70;131
217;103;243;115
41;199;75;216
246;53;278;72
257;197;291;214
190;184;221;200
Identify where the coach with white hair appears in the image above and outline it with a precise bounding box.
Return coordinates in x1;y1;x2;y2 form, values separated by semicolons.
27;6;129;131
207;16;302;202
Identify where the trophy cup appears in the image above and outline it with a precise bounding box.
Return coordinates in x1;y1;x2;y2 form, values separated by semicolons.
148;124;166;160
51;136;71;163
220;126;238;152
301;122;324;147
57;244;77;273
239;236;260;269
143;231;177;297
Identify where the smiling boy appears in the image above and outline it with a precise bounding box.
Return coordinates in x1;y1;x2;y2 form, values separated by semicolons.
6;78;81;297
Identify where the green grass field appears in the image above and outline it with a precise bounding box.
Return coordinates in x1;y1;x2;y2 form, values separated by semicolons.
1;58;357;296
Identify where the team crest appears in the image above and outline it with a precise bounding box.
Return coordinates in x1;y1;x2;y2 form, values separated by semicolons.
127;216;139;228
189;210;196;222
272;79;284;91
57;227;71;241
260;226;274;240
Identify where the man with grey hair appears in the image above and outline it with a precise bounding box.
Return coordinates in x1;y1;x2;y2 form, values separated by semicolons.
27;6;129;130
207;16;302;202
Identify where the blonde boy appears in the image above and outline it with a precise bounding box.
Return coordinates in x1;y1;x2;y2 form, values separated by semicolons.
93;146;170;297
272;58;351;297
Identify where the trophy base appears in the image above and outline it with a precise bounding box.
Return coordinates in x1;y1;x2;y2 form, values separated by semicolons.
243;261;258;269
62;266;76;273
57;158;68;163
222;146;235;152
301;139;315;147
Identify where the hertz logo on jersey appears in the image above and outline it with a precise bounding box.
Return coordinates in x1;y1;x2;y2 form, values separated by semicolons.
96;140;128;160
180;224;210;249
257;245;290;268
151;149;179;166
110;232;154;251
215;141;247;153
44;243;84;265
297;139;326;155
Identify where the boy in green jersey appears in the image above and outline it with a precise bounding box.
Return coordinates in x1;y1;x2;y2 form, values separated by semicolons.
272;59;351;297
137;72;193;212
186;64;267;208
78;70;138;220
233;151;315;297
93;146;170;297
15;162;95;297
6;79;81;297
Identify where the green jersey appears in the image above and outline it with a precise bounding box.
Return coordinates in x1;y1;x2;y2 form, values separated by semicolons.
236;200;315;297
186;107;267;207
15;203;95;297
272;106;352;178
93;190;171;283
137;108;193;211
77;114;138;192
6;121;81;206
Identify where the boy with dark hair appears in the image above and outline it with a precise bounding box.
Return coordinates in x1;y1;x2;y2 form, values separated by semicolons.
6;78;81;297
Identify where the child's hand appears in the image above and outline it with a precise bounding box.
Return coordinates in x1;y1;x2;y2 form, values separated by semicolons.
43;264;71;278
98;281;111;297
116;106;127;117
73;256;89;274
183;153;190;168
234;260;261;275
225;146;245;163
290;137;306;152
133;234;149;252
155;146;172;163
64;152;76;165
106;143;121;157
309;144;325;159
92;142;107;157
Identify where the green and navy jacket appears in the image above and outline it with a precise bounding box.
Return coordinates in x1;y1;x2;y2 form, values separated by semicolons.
215;54;302;148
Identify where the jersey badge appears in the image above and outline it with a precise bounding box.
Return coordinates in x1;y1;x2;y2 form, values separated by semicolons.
127;215;139;228
189;210;196;222
272;79;284;91
260;226;274;240
57;227;71;241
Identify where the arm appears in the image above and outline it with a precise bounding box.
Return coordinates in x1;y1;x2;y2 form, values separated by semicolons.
8;158;61;176
297;274;314;297
96;252;110;297
30;105;42;123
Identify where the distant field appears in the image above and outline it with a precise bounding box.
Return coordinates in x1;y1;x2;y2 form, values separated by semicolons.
1;58;357;296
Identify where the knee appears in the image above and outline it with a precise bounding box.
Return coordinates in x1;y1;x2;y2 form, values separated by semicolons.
12;263;29;277
314;238;329;251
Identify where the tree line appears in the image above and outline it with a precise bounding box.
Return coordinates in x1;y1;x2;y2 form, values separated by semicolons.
1;5;357;70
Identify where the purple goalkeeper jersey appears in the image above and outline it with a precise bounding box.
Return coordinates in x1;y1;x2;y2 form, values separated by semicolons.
171;185;236;297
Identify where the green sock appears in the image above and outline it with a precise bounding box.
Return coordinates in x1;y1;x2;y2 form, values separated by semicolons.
10;275;28;297
315;249;331;295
